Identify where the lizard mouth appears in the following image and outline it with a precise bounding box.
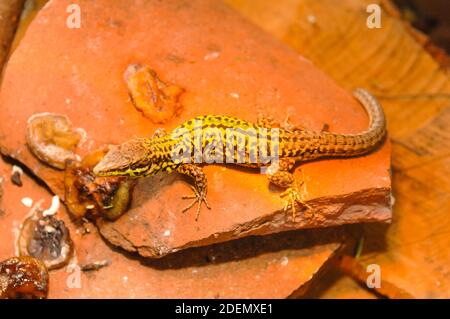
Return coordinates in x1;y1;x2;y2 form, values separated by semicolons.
92;160;114;176
93;150;128;176
93;138;152;176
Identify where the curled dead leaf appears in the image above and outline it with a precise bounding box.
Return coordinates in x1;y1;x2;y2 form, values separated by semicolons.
26;113;83;169
124;64;184;123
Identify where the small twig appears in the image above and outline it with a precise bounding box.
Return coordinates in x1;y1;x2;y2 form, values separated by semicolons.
336;255;414;299
80;259;111;272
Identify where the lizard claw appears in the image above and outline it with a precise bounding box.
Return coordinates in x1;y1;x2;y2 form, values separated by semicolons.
181;185;211;221
280;182;312;219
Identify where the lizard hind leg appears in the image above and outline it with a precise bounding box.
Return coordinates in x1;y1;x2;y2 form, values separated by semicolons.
177;164;211;221
267;162;311;218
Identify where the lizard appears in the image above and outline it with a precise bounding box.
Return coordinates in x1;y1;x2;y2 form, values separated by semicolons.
93;88;386;221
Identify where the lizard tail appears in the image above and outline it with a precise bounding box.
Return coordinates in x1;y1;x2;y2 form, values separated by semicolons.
351;88;386;144
288;88;387;160
318;88;386;157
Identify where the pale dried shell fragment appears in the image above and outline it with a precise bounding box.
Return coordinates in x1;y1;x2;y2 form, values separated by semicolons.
42;195;60;217
26;113;82;169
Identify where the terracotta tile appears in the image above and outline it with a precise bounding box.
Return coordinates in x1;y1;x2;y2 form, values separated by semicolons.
0;159;342;298
0;0;391;257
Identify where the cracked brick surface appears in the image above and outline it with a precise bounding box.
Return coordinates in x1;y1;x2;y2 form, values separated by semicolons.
0;0;391;258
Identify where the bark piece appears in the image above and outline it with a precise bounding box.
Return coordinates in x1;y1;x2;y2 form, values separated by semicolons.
0;0;25;72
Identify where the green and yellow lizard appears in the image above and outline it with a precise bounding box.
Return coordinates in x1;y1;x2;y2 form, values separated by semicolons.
93;88;386;220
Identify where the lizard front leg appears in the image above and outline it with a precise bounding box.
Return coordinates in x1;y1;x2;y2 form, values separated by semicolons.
177;163;211;221
267;159;311;218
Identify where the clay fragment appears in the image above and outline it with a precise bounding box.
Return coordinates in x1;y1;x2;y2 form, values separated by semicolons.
0;256;49;299
0;0;392;260
125;64;184;123
0;154;342;298
26;113;82;169
64;148;133;220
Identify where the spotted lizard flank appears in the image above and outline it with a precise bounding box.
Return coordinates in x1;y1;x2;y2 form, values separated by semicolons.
93;88;386;220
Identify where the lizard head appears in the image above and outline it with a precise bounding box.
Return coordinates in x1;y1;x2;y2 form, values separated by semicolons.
93;137;157;177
